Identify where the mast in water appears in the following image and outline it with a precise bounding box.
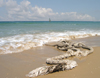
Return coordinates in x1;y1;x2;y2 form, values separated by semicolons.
49;18;51;22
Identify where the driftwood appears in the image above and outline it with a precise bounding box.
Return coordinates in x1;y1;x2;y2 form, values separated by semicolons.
26;40;94;77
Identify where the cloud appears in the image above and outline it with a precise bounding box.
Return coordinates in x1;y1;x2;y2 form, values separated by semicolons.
0;0;4;7
0;0;96;21
57;12;95;21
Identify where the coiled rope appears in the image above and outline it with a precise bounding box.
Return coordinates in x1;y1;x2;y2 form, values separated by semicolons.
26;40;94;77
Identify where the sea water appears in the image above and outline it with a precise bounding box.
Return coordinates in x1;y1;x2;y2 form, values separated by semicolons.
0;21;100;54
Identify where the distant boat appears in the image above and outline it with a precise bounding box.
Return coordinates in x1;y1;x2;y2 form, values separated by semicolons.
49;18;51;22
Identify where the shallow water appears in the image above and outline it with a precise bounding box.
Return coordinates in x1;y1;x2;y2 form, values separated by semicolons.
0;21;100;54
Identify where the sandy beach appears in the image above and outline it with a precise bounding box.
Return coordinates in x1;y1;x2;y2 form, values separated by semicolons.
0;36;100;78
0;1;100;78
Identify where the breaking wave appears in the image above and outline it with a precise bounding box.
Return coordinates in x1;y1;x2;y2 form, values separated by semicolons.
0;30;100;54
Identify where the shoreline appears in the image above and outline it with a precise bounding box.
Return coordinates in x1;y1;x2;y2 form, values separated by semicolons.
0;36;100;78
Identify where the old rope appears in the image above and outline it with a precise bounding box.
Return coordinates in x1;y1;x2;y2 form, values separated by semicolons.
26;40;94;77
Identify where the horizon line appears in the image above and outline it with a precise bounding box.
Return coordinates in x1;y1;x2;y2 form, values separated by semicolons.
0;21;100;22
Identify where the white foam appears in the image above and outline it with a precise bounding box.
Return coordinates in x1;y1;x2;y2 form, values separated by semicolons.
0;30;100;54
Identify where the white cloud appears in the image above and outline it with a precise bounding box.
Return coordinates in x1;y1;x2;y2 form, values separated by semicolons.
58;12;95;21
6;0;17;7
0;0;4;7
0;0;96;21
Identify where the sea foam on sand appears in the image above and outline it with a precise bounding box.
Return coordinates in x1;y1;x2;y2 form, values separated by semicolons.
0;30;100;54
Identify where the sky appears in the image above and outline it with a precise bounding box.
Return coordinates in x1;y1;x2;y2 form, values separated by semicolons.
0;0;100;21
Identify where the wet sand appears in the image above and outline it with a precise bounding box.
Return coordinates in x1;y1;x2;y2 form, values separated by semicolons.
0;46;64;78
72;36;100;47
0;36;100;78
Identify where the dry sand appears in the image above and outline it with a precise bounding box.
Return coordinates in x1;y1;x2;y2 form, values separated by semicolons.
0;36;100;78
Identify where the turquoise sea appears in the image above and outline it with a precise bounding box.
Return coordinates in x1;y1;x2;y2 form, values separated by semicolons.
0;21;100;54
